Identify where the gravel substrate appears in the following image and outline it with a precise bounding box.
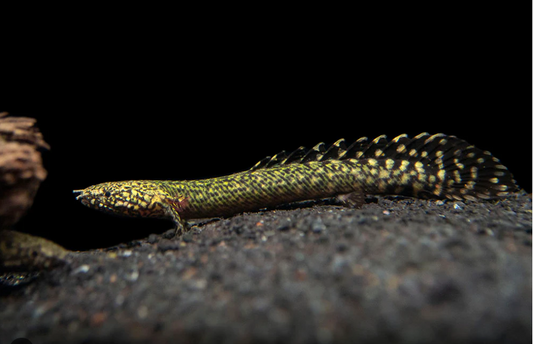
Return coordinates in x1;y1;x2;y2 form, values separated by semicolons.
1;194;531;344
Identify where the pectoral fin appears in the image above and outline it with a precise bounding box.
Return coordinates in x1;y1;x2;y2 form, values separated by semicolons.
335;188;365;208
165;196;190;236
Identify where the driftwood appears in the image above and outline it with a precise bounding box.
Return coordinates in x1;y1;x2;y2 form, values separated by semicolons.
0;112;48;228
0;112;67;273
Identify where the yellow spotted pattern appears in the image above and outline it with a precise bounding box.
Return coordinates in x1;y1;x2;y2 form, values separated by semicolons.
74;133;519;232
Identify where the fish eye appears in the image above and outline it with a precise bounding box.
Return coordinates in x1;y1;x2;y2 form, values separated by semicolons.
105;191;111;197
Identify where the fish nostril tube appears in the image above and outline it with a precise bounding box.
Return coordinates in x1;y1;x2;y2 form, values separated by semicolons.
73;190;85;199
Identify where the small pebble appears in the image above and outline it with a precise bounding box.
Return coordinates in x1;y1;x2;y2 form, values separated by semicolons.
147;234;159;244
336;243;349;252
72;264;90;274
126;269;139;282
182;233;194;242
158;240;180;252
277;220;292;231
311;219;327;233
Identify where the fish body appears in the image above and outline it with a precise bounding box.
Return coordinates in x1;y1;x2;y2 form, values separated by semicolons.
74;133;519;233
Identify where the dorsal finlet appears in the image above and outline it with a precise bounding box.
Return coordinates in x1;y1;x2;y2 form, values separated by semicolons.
248;132;519;201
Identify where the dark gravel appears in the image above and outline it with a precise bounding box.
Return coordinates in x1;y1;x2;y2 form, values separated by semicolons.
1;194;531;344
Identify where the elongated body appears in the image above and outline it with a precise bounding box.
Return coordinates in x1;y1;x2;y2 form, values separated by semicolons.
74;133;518;234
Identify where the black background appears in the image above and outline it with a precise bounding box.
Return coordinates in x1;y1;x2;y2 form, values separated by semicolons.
3;3;531;250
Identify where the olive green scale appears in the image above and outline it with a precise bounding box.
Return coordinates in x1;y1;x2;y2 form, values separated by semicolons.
161;160;369;219
73;133;519;234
